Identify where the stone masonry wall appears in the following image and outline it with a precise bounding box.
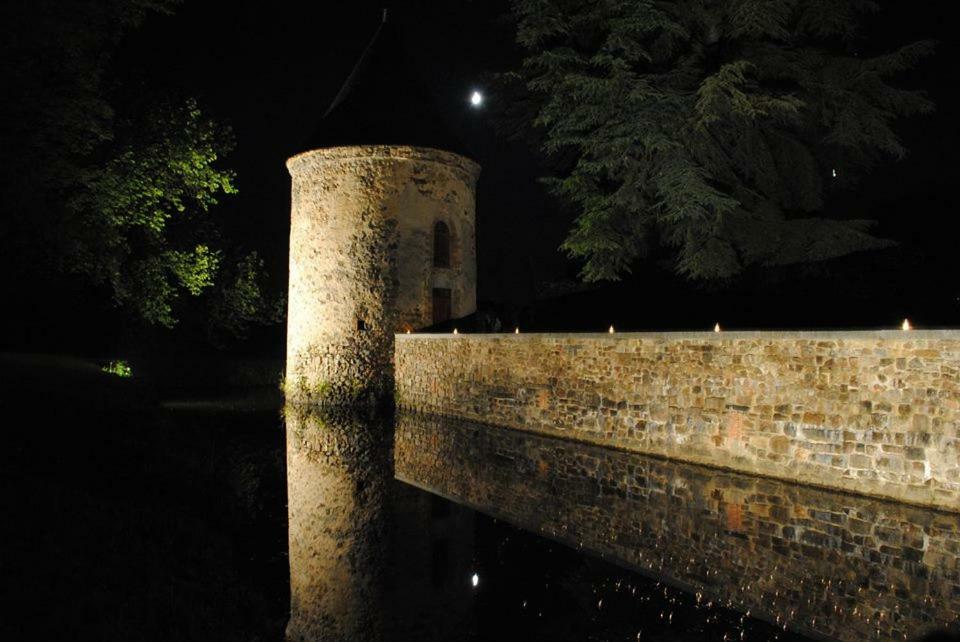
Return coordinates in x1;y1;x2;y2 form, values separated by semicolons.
395;331;960;511
395;412;960;641
286;146;478;405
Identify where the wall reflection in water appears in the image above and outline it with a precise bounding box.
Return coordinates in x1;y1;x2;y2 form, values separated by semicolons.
395;412;960;642
285;405;475;641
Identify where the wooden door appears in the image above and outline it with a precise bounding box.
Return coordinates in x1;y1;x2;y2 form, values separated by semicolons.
432;288;452;324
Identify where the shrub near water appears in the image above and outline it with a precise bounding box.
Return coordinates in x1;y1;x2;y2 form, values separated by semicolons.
101;360;132;378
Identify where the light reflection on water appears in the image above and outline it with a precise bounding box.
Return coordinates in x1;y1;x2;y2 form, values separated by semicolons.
284;404;958;641
285;405;390;641
285;405;477;642
394;412;960;642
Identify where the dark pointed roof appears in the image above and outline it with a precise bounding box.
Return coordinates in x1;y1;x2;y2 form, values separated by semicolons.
300;10;469;156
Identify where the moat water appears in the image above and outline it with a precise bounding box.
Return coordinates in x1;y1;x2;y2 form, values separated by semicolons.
8;390;957;641
286;406;958;642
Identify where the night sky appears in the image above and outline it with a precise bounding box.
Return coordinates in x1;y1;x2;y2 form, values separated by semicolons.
95;0;960;334
4;6;960;639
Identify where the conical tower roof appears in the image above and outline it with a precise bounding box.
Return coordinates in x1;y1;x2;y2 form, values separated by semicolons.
300;9;469;156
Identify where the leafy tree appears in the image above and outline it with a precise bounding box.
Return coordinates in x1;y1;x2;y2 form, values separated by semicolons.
508;0;934;281
67;99;238;327
0;0;278;334
206;251;286;343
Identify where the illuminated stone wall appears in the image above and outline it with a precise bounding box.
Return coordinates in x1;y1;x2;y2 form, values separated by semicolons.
395;331;960;511
395;412;960;641
286;146;479;405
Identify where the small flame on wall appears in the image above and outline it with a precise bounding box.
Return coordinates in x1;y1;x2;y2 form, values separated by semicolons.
515;327;520;334
714;323;721;333
901;318;912;331
609;325;615;334
453;328;458;335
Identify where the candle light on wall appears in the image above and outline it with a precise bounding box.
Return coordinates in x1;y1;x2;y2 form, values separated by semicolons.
901;318;912;331
453;328;458;335
609;325;615;334
714;323;721;333
515;327;520;334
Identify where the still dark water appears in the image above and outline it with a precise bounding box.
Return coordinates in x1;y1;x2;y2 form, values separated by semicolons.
287;405;958;642
286;405;804;642
5;386;958;641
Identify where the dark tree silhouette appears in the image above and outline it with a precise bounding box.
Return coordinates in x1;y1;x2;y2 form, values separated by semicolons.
509;0;935;281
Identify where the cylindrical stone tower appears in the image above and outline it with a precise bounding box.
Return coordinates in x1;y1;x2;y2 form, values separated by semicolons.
285;145;479;405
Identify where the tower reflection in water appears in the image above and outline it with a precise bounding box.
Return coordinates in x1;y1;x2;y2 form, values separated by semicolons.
286;403;958;641
285;405;475;642
395;412;960;642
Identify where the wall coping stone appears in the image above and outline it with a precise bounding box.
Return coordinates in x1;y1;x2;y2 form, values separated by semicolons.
397;329;960;341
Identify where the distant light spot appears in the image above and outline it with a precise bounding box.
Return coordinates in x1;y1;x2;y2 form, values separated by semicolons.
471;572;479;588
470;90;483;107
831;168;837;178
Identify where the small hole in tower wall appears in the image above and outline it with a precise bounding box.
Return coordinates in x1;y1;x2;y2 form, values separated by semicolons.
357;317;367;332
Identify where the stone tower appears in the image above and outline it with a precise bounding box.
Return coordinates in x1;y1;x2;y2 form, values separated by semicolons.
285;12;480;405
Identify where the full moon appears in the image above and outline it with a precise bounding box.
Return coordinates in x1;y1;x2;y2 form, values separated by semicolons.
470;90;483;107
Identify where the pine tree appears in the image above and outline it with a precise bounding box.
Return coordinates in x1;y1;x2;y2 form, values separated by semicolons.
509;0;934;281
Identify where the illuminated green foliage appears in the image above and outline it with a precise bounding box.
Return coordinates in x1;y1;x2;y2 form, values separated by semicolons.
0;0;280;334
67;99;238;327
102;360;133;378
509;0;934;281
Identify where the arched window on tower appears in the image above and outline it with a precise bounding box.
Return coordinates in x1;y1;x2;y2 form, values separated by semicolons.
433;221;451;268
